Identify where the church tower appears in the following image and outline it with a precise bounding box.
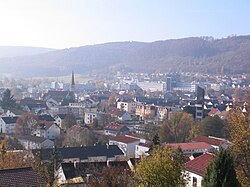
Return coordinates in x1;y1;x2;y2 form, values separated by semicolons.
70;71;75;92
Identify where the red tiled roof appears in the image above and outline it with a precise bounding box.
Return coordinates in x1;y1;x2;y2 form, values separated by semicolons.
195;136;226;146
167;142;213;151
185;152;214;176
110;135;140;144
208;108;221;116
0;167;46;186
104;124;125;131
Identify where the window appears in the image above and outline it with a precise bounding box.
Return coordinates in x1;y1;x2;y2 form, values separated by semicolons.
192;177;197;187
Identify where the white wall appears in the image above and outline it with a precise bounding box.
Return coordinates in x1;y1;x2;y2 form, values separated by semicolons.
185;171;203;187
135;145;150;158
46;124;60;140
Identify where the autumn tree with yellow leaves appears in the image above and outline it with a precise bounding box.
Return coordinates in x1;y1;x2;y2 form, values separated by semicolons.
229;104;250;186
0;138;32;169
134;146;186;187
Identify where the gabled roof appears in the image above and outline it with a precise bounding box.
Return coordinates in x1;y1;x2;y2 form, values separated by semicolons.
167;142;213;151
1;116;18;124
185;152;214;176
195;136;227;146
109;109;126;117
38;114;55;122
34;145;124;161
110;135;140;144
208;108;221;116
55;114;67;119
0;167;46;186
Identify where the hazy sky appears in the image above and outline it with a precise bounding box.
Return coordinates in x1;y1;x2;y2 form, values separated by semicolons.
0;0;249;49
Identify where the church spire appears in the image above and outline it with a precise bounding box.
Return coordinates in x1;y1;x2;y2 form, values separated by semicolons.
70;71;75;92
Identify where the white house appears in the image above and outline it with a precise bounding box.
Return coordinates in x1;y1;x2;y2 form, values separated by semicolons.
17;135;54;149
84;109;98;125
185;152;214;187
109;135;140;158
156;106;169;120
0;116;18;134
32;123;60;140
117;111;131;121
117;101;137;113
135;141;151;158
54;114;67;128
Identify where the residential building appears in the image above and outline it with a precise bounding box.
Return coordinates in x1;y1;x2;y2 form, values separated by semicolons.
185;152;214;187
17;135;54;149
0;116;18;134
195;136;231;150
117;101;137;113
104;124;130;136
84;109;98;125
167;142;215;155
34;145;124;163
109;135;140;158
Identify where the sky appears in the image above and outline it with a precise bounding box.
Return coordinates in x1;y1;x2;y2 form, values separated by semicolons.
0;0;249;49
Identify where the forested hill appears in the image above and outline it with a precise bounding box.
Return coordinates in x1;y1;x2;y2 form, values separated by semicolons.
0;36;249;77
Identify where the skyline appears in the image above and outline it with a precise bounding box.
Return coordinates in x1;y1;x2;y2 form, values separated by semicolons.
0;0;249;49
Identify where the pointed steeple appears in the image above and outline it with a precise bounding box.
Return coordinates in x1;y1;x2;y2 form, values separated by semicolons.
70;71;75;92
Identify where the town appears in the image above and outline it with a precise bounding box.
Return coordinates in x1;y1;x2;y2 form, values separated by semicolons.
0;70;249;186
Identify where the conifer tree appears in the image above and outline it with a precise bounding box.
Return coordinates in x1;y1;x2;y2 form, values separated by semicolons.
203;148;240;187
0;88;16;110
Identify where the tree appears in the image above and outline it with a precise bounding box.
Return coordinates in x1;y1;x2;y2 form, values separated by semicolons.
89;166;134;187
63;125;96;147
134;146;186;187
0;138;32;169
229;107;250;186
200;115;228;138
108;95;116;106
15;112;38;135
159;112;194;143
62;113;76;130
203;149;240;187
0;88;16;110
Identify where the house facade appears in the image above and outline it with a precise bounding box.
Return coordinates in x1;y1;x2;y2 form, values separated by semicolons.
117;101;137;113
185;152;214;187
0;116;18;134
17;135;54;149
104;124;130;136
109;135;140;158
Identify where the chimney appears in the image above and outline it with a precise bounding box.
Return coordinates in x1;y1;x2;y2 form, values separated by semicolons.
74;161;77;168
107;160;110;167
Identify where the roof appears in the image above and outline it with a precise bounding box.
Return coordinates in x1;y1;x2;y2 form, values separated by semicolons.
38;114;55;122
61;163;80;180
1;116;18;124
0;167;46;186
185;152;214;176
17;135;49;143
43;90;69;103
208;108;221;116
56;114;67;119
61;160;131;179
167;142;214;151
33;144;124;161
104;124;129;131
195;136;227;146
110;135;140;144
